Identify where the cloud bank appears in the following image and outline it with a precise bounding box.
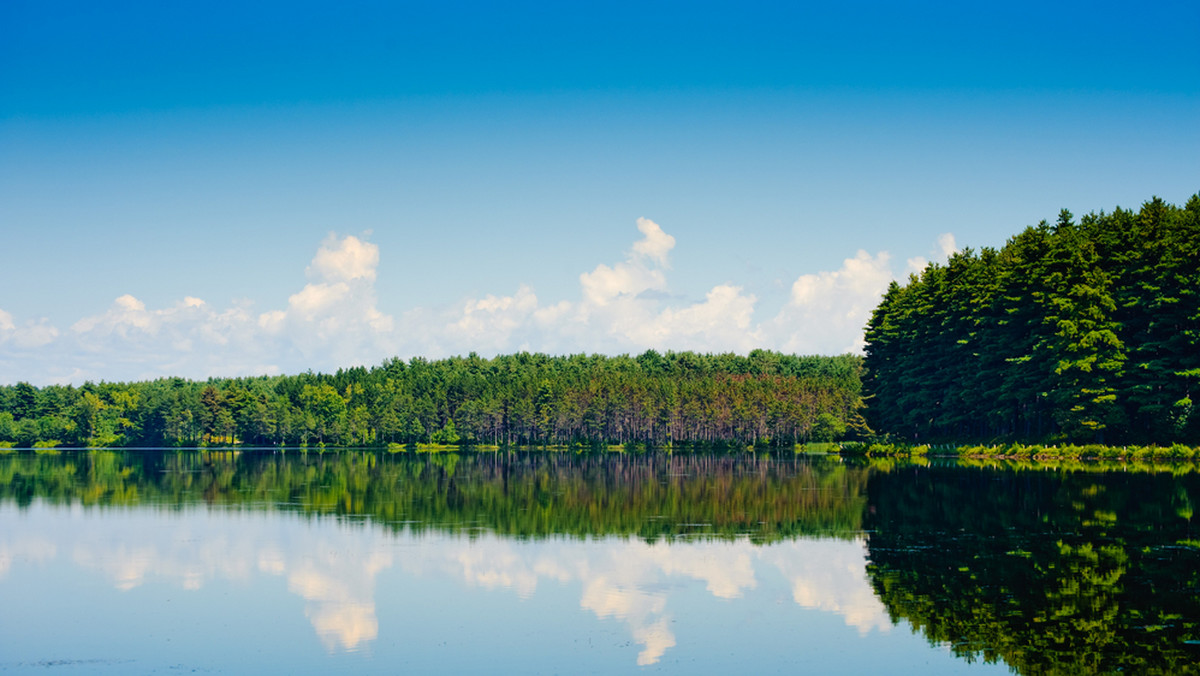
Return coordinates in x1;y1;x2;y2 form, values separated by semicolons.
0;221;956;384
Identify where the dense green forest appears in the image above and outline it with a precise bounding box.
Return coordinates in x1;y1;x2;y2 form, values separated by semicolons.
864;194;1200;445
0;351;866;449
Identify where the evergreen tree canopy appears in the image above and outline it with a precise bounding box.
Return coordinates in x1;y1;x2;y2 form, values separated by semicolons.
864;194;1200;444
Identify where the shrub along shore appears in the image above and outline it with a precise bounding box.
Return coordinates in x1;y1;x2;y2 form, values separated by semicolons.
835;441;1200;461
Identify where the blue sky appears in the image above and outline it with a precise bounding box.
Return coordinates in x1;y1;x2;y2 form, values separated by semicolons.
2;0;1198;384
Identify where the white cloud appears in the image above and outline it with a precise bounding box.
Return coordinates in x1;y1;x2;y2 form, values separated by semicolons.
540;219;764;353
627;284;761;352
71;294;150;335
763;249;894;355
0;234;394;383
906;232;958;275
287;282;351;320
0;309;58;354
8;317;59;349
308;234;379;283
630;217;675;266
790;250;894;308
276;237;389;322
937;232;958;259
576;218;672;308
579;261;667;307
261;235;394;364
61;295;267;381
446;285;540;352
0;221;960;384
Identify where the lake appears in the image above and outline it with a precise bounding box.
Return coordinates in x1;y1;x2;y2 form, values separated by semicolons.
1;451;1198;674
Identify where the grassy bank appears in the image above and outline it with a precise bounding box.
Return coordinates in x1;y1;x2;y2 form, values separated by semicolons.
836;441;1200;461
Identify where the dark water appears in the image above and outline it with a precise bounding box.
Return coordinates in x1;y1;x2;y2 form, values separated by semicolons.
0;451;1197;674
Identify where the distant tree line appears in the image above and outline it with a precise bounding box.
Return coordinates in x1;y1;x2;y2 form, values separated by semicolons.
0;351;867;448
864;194;1200;444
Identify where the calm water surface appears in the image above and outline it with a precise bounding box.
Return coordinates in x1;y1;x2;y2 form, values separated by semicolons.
1;451;1197;674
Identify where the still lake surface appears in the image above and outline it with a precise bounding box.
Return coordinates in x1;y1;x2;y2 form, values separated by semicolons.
1;451;1198;674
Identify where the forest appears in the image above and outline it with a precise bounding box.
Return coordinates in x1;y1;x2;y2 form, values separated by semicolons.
864;194;1200;445
0;350;866;449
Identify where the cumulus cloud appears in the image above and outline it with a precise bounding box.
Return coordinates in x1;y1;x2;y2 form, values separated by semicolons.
625;284;760;352
762;250;895;355
579;261;667;307
262;235;395;370
63;294;266;381
266;234;393;347
548;218;764;353
13;319;59;349
431;218;761;356
72;294;157;336
790;250;894;308
0;233;398;383
436;221;952;358
0;307;60;350
0;221;960;384
445;285;540;352
308;234;379;282
576;219;674;309
630;217;676;266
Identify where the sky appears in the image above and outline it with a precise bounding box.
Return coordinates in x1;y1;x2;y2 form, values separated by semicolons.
2;0;1198;385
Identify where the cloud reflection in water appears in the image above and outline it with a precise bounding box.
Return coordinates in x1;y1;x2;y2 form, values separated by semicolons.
0;504;890;664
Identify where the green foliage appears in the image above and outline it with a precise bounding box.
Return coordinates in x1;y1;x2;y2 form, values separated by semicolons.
811;412;846;442
840;442;1200;461
0;351;866;449
864;193;1200;445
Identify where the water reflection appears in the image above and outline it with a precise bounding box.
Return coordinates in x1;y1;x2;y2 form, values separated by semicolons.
866;462;1200;674
2;451;1198;674
762;538;892;634
0;502;889;666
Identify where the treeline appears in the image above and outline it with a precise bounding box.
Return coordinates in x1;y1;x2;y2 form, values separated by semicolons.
0;350;866;448
864;194;1200;445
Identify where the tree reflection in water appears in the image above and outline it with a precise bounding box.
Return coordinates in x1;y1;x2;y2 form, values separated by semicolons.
866;462;1200;675
1;451;1199;673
